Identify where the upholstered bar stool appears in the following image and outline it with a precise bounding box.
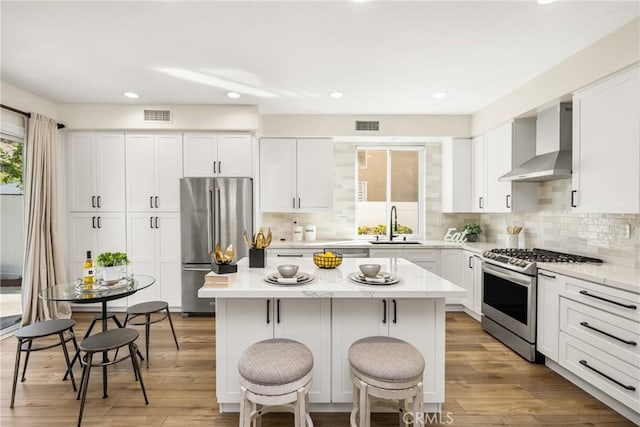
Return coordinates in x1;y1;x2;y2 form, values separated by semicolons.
348;336;425;427
10;319;78;408
238;338;314;427
123;300;179;367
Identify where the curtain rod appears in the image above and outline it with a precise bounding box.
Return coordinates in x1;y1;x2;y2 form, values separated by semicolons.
1;103;66;130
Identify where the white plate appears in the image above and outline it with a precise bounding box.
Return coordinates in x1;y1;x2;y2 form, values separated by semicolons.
264;272;315;285
347;272;400;286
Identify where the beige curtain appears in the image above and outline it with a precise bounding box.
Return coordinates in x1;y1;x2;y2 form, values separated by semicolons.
21;114;71;324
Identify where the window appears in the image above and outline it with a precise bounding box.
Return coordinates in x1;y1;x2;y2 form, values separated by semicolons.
356;147;424;238
0;138;24;195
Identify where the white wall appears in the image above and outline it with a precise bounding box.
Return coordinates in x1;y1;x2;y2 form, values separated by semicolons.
1;81;58;119
472;17;640;135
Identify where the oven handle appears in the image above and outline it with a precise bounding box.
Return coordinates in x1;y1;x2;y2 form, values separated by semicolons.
483;263;532;287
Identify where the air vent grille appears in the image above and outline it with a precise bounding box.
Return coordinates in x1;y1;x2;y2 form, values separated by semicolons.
355;120;379;131
143;109;172;123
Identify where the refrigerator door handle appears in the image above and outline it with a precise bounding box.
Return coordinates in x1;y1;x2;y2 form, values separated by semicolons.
182;267;212;272
215;187;222;246
207;188;214;254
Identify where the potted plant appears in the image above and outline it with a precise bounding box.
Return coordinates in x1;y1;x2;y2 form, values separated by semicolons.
461;223;482;242
96;252;129;281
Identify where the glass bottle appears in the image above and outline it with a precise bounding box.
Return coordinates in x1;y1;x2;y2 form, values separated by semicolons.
83;250;95;285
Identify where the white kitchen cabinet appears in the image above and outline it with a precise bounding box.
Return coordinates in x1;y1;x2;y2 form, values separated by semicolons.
260;138;334;212
459;250;482;318
183;132;252;177
440;249;464;306
471;135;486;212
370;248;441;276
68;132;126;212
126;212;181;308
215;298;331;403
572;66;640;213
536;270;561;361
442;138;472;213
126;133;183;212
332;298;444;404
483;120;538;213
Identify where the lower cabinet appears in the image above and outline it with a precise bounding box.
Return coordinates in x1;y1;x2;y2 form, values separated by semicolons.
459;251;482;316
440;249;463;305
536;270;561;360
331;298;445;405
215;298;331;403
370;248;441;275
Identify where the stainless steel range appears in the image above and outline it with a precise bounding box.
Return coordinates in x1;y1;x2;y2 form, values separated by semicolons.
480;248;603;362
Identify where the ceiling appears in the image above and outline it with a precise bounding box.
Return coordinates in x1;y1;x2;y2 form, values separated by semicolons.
1;1;638;115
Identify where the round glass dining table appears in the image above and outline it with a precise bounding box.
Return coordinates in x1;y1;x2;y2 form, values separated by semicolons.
39;274;155;398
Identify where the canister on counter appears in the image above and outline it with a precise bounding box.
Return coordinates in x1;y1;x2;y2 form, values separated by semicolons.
304;224;316;241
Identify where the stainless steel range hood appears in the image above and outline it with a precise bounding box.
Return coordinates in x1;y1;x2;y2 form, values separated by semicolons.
500;103;572;182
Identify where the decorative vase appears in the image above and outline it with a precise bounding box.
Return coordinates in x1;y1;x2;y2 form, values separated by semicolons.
249;248;265;268
101;265;125;282
212;262;238;274
465;233;478;242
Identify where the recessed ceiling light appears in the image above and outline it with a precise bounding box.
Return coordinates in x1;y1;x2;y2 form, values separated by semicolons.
537;0;557;4
330;91;343;99
226;91;241;99
432;92;447;99
123;92;139;99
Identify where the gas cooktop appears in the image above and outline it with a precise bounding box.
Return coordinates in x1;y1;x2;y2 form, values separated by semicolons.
481;248;603;275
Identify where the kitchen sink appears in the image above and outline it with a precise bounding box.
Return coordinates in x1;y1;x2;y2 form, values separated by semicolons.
369;240;422;245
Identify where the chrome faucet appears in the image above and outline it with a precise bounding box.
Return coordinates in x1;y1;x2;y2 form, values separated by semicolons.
389;205;398;241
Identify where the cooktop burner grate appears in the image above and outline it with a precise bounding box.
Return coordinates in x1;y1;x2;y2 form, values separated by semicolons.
488;248;603;264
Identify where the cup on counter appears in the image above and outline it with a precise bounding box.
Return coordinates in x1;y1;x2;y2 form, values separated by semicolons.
505;234;518;248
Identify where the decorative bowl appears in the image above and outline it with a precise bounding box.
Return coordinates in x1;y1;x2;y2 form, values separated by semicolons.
277;264;299;278
359;263;381;278
313;251;343;269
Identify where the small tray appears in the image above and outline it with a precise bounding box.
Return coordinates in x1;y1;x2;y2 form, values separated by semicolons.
347;272;400;286
264;272;315;286
75;278;133;294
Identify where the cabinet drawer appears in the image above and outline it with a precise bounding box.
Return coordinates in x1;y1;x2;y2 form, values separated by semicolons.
559;332;639;411
562;277;640;322
560;297;639;368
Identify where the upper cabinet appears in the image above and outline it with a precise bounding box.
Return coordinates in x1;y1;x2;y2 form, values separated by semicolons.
183;132;253;178
68;132;126;212
480;119;538;213
126;133;183;212
260;138;334;212
471;135;486;213
441;138;471;213
572;66;640;213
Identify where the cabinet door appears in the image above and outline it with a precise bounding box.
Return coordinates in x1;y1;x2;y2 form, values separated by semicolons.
572;66;640;213
94;133;126;211
404;248;441;276
472;256;483;315
296;139;333;211
68;213;99;279
389;298;445;403
471;135;485;213
484;123;512;213
260;138;296;212
125;134;155;212
215;298;273;403
274;299;331;402
183;133;217;177
68;133;96;212
459;251;475;310
442;138;471;213
537;271;561;361
217;134;252;177
154;133;183;211
156;213;182;308
126;213;158;305
331;299;388;403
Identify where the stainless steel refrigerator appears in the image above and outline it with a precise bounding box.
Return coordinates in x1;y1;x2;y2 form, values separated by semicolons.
180;177;253;315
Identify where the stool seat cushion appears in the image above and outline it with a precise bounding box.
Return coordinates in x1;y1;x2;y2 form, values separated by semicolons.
80;328;139;353
16;319;75;339
238;338;313;386
349;336;424;383
126;301;168;315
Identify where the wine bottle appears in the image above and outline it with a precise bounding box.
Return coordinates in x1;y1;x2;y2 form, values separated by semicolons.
83;250;95;285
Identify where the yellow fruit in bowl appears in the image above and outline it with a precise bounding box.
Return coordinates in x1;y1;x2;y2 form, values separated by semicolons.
324;251;334;257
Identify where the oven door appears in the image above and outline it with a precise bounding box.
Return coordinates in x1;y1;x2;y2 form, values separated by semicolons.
482;262;536;343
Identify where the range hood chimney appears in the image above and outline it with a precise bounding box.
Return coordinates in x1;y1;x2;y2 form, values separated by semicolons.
500;102;572;182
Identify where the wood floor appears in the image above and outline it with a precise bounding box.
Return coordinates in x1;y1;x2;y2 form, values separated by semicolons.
0;312;634;426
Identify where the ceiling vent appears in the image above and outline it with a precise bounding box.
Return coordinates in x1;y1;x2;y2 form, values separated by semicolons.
143;108;172;123
355;120;379;131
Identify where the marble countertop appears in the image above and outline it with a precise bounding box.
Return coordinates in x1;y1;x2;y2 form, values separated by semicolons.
538;262;640;294
198;257;467;299
267;239;494;254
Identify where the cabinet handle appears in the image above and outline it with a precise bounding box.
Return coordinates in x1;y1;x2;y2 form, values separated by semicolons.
479;197;483;209
277;299;281;324
92;216;96;229
277;254;304;257
213;161;217;174
150;217;153;229
382;300;387;324
580;321;637;346
571;190;577;208
155;196;159;208
292;198;296;209
468;256;473;269
266;300;271;324
97;196;101;208
506;194;511;209
92;196;96;208
579;290;637;310
97;217;101;228
579;360;636;391
539;272;556;279
155;217;159;229
298;197;301;209
150;196;154;208
392;299;397;324
218;161;222;174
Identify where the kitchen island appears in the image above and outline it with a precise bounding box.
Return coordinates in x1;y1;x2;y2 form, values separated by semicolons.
198;257;465;414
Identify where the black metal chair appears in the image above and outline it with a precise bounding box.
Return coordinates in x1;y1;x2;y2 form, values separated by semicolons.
10;319;78;408
123;301;179;367
77;328;148;426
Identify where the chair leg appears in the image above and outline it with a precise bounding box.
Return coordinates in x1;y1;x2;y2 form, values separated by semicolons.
66;319;97;381
20;339;33;382
145;314;151;368
166;308;180;350
413;382;424;427
239;386;248;427
59;331;77;391
359;381;368;427
10;338;23;408
77;353;93;427
111;314;123;328
130;343;148;404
